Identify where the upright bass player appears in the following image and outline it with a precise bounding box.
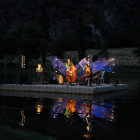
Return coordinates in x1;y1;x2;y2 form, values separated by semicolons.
66;54;77;84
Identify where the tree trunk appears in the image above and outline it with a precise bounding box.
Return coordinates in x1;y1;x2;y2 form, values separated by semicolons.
25;56;29;69
42;53;46;67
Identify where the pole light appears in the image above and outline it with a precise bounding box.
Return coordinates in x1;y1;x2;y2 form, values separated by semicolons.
21;55;25;69
21;55;25;84
111;58;116;86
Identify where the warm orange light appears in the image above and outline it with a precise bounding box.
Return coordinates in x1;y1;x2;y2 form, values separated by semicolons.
83;134;90;138
58;98;63;102
36;103;43;115
20;109;26;126
36;64;43;72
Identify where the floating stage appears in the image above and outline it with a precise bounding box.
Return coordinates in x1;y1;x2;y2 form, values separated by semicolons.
0;84;129;95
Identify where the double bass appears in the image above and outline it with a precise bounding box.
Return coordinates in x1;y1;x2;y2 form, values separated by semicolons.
66;54;77;83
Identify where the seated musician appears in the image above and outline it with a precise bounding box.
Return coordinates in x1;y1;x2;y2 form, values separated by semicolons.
36;64;43;72
92;72;101;85
80;64;90;81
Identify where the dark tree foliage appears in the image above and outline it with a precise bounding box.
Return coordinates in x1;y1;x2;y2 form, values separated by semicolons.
53;14;92;59
38;3;50;67
104;25;132;48
0;35;5;59
93;0;105;6
75;14;87;60
5;22;47;68
0;35;17;59
4;36;17;54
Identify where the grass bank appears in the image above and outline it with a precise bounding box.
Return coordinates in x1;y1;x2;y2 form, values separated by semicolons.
0;125;57;140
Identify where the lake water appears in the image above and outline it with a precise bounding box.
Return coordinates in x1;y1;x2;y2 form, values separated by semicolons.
0;74;140;140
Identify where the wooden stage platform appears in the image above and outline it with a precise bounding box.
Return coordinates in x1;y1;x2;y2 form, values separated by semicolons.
0;84;129;95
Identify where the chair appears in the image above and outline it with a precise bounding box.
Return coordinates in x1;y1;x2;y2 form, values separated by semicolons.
99;71;105;84
85;78;90;86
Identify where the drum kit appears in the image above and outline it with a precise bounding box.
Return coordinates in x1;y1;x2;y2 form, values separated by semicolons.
55;74;64;84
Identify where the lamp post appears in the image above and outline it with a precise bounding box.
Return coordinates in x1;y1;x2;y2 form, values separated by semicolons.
115;58;116;86
4;58;6;84
21;55;25;84
112;58;116;86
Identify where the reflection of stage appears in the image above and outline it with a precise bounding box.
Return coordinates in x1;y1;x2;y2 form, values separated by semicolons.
50;97;115;121
0;90;129;123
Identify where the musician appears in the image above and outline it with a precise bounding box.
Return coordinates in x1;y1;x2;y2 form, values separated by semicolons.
36;64;43;72
64;99;76;125
66;59;72;71
92;72;101;85
80;64;90;81
36;64;44;83
66;59;77;83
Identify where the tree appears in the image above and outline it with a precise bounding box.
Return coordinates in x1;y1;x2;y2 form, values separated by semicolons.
54;37;65;58
0;35;17;60
6;22;47;68
38;4;50;67
75;14;87;60
0;35;5;59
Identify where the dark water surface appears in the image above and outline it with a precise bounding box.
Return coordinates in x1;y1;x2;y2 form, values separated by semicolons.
0;74;140;140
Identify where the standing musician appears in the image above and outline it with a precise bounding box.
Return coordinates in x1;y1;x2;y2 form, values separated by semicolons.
66;56;77;84
66;58;72;72
80;64;90;81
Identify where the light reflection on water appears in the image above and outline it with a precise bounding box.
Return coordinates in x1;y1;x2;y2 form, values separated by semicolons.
0;74;139;139
20;109;25;126
50;98;115;122
0;91;119;135
0;88;139;139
